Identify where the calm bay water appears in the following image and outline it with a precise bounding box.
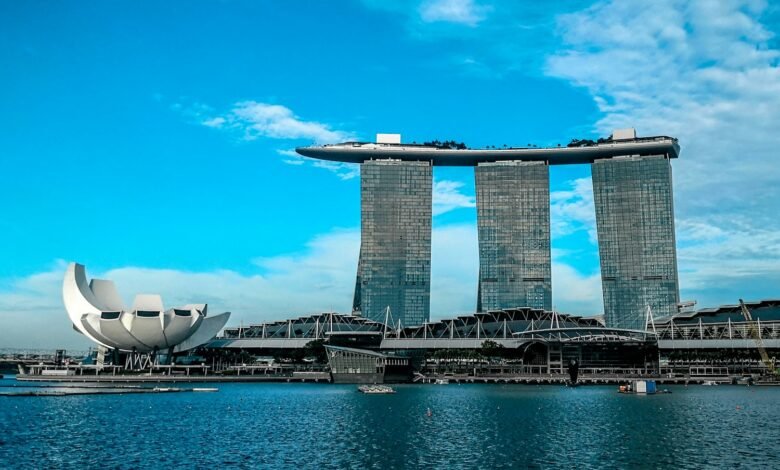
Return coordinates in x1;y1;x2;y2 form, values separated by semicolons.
1;375;779;469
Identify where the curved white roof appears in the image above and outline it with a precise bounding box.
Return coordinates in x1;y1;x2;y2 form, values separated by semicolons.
62;262;230;353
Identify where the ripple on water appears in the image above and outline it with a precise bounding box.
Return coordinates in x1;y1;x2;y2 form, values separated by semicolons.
0;381;779;469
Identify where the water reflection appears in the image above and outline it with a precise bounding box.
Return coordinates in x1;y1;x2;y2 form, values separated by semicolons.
1;377;778;468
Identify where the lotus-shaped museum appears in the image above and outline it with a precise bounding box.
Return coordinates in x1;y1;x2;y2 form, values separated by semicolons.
63;263;230;353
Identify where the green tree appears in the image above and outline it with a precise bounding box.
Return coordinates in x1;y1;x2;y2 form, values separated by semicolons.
290;348;307;363
480;340;504;360
303;339;328;364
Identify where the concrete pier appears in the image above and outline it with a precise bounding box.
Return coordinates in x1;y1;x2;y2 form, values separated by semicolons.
15;372;331;384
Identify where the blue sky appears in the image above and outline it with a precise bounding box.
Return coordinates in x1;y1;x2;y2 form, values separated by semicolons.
2;0;780;349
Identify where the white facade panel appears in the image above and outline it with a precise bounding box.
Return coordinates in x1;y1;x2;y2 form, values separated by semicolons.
612;128;637;141
376;133;401;144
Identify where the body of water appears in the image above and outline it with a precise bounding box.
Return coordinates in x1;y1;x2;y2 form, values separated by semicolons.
1;376;778;469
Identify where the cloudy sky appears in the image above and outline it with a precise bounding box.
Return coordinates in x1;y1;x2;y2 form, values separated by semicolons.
2;0;779;349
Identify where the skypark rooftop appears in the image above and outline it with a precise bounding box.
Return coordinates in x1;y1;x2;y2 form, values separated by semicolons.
295;129;680;166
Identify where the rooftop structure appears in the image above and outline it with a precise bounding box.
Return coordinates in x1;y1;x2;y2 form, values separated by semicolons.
213;308;619;351
210;300;780;354
657;299;780;324
653;299;780;350
63;263;230;353
295;132;679;166
208;300;780;378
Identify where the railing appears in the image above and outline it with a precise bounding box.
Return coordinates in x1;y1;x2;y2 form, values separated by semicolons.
656;320;780;341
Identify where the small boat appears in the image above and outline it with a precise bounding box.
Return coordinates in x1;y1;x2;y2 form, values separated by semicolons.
701;380;719;386
618;380;658;394
358;385;395;394
434;378;450;385
736;376;753;386
192;387;219;392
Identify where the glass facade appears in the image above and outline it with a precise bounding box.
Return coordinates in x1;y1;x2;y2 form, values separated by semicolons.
592;155;679;330
328;349;384;375
354;160;432;327
475;161;552;312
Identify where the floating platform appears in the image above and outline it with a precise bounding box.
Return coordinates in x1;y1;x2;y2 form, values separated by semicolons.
0;386;218;397
358;385;395;394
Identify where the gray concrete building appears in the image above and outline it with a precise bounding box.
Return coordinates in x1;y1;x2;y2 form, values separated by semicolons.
354;159;432;326
475;161;551;311
592;155;679;329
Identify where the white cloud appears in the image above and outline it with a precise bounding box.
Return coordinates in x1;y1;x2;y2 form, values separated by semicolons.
0;230;364;350
276;149;306;166
551;260;603;315
547;0;780;195
311;161;360;180
549;177;596;242
545;0;780;306
277;148;360;178
0;224;607;349
171;100;216;124
430;223;603;316
677;216;780;296
207;101;354;144
360;2;584;78
433;179;476;215
187;99;359;179
0;227;467;348
430;224;478;315
0;262;80;350
202;116;226;128
419;0;489;26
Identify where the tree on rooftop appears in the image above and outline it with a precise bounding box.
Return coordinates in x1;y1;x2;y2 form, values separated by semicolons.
423;139;467;150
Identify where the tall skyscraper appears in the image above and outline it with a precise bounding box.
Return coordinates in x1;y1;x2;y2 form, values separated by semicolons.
592;155;680;329
475;161;552;312
298;130;680;329
354;160;432;326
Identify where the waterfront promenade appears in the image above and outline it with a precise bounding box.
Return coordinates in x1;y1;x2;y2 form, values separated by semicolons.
14;372;330;383
11;371;760;386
